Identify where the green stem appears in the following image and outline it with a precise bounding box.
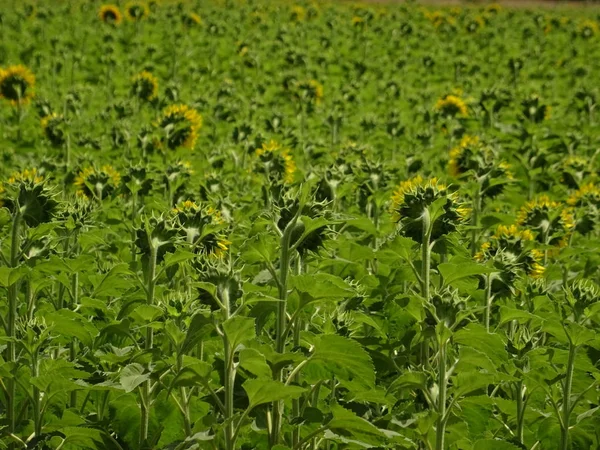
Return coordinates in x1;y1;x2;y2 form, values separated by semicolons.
222;288;235;450
272;216;296;447
484;274;493;332
140;245;158;449
421;209;432;301
436;340;447;450
69;272;79;408
560;343;577;450
7;211;22;450
516;381;526;445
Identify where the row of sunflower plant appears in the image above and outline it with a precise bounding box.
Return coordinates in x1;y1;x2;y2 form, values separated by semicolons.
1;0;600;449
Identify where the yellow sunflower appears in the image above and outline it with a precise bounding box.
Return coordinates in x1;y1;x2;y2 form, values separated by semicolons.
74;165;121;200
435;94;468;117
125;1;149;21
0;65;36;105
131;71;158;101
255;140;297;184
155;104;202;150
98;4;122;25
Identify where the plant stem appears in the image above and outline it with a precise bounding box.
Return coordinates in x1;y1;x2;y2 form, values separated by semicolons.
436;340;447;450
516;381;526;445
560;343;577;450
139;245;158;449
421;209;432;301
484;274;493;332
69;272;79;408
221;288;235;450
272;217;296;447
7;211;22;450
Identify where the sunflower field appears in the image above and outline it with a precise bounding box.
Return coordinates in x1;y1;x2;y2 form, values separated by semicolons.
1;0;600;449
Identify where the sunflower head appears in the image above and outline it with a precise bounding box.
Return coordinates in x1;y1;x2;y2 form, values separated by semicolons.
0;65;35;105
125;1;149;21
558;156;590;189
295;79;324;105
521;95;550;123
171;200;228;257
99;5;122;25
255;140;297;185
568;183;600;207
391;176;469;242
135;215;178;264
155;104;202;150
182;12;202;27
435;94;468;118
131;71;158;101
564;279;599;322
578;20;599;39
74;165;121;200
517;195;575;246
291;5;306;22
466;16;485;33
1;169;59;227
57;194;95;231
41;113;66;147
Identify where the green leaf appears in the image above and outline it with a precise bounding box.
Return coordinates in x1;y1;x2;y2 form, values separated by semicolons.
438;258;496;285
388;371;428;394
162;250;196;269
120;363;150;392
454;324;508;366
44;309;97;348
327;404;387;446
306;334;375;387
223;316;256;351
473;439;523;450
291;273;354;300
239;348;272;378
242;379;305;408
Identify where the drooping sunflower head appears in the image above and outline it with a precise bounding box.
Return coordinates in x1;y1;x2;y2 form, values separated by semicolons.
74;165;121;200
98;5;122;25
568;183;600;207
40;113;66;147
182;12;202;27
291;5;306;22
255;140;297;185
125;1;149;21
558;155;590;189
517;195;575;246
171;200;228;257
564;279;599;321
485;3;502;14
391;176;469;242
521;95;550;123
435;94;468;118
135;215;178;264
465;16;485;33
131;71;158;101
2;169;59;227
296;79;324;105
155;104;202;150
578;19;599;39
0;65;35;105
57;194;95;231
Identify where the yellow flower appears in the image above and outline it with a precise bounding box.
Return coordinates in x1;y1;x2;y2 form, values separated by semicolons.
183;12;202;27
125;1;149;21
568;183;600;206
98;4;122;24
8;168;43;184
255;140;297;184
435;94;468;117
448;135;479;176
75;166;121;199
131;71;158;101
291;5;305;22
155;105;202;150
579;20;599;38
0;65;35;105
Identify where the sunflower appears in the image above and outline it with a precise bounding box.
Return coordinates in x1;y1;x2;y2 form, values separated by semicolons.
568;183;600;207
131;71;158;101
521;95;550;123
296;79;324;105
435;94;468;117
291;5;305;22
125;1;149;21
41;113;66;147
98;5;122;25
74;165;121;200
391;176;469;242
155;105;202;150
578;20;599;39
171;200;229;257
2;169;58;227
0;65;36;105
182;12;202;27
255;140;297;184
517;195;575;247
475;224;545;280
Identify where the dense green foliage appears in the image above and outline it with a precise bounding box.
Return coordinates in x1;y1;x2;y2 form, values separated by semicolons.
1;1;600;449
